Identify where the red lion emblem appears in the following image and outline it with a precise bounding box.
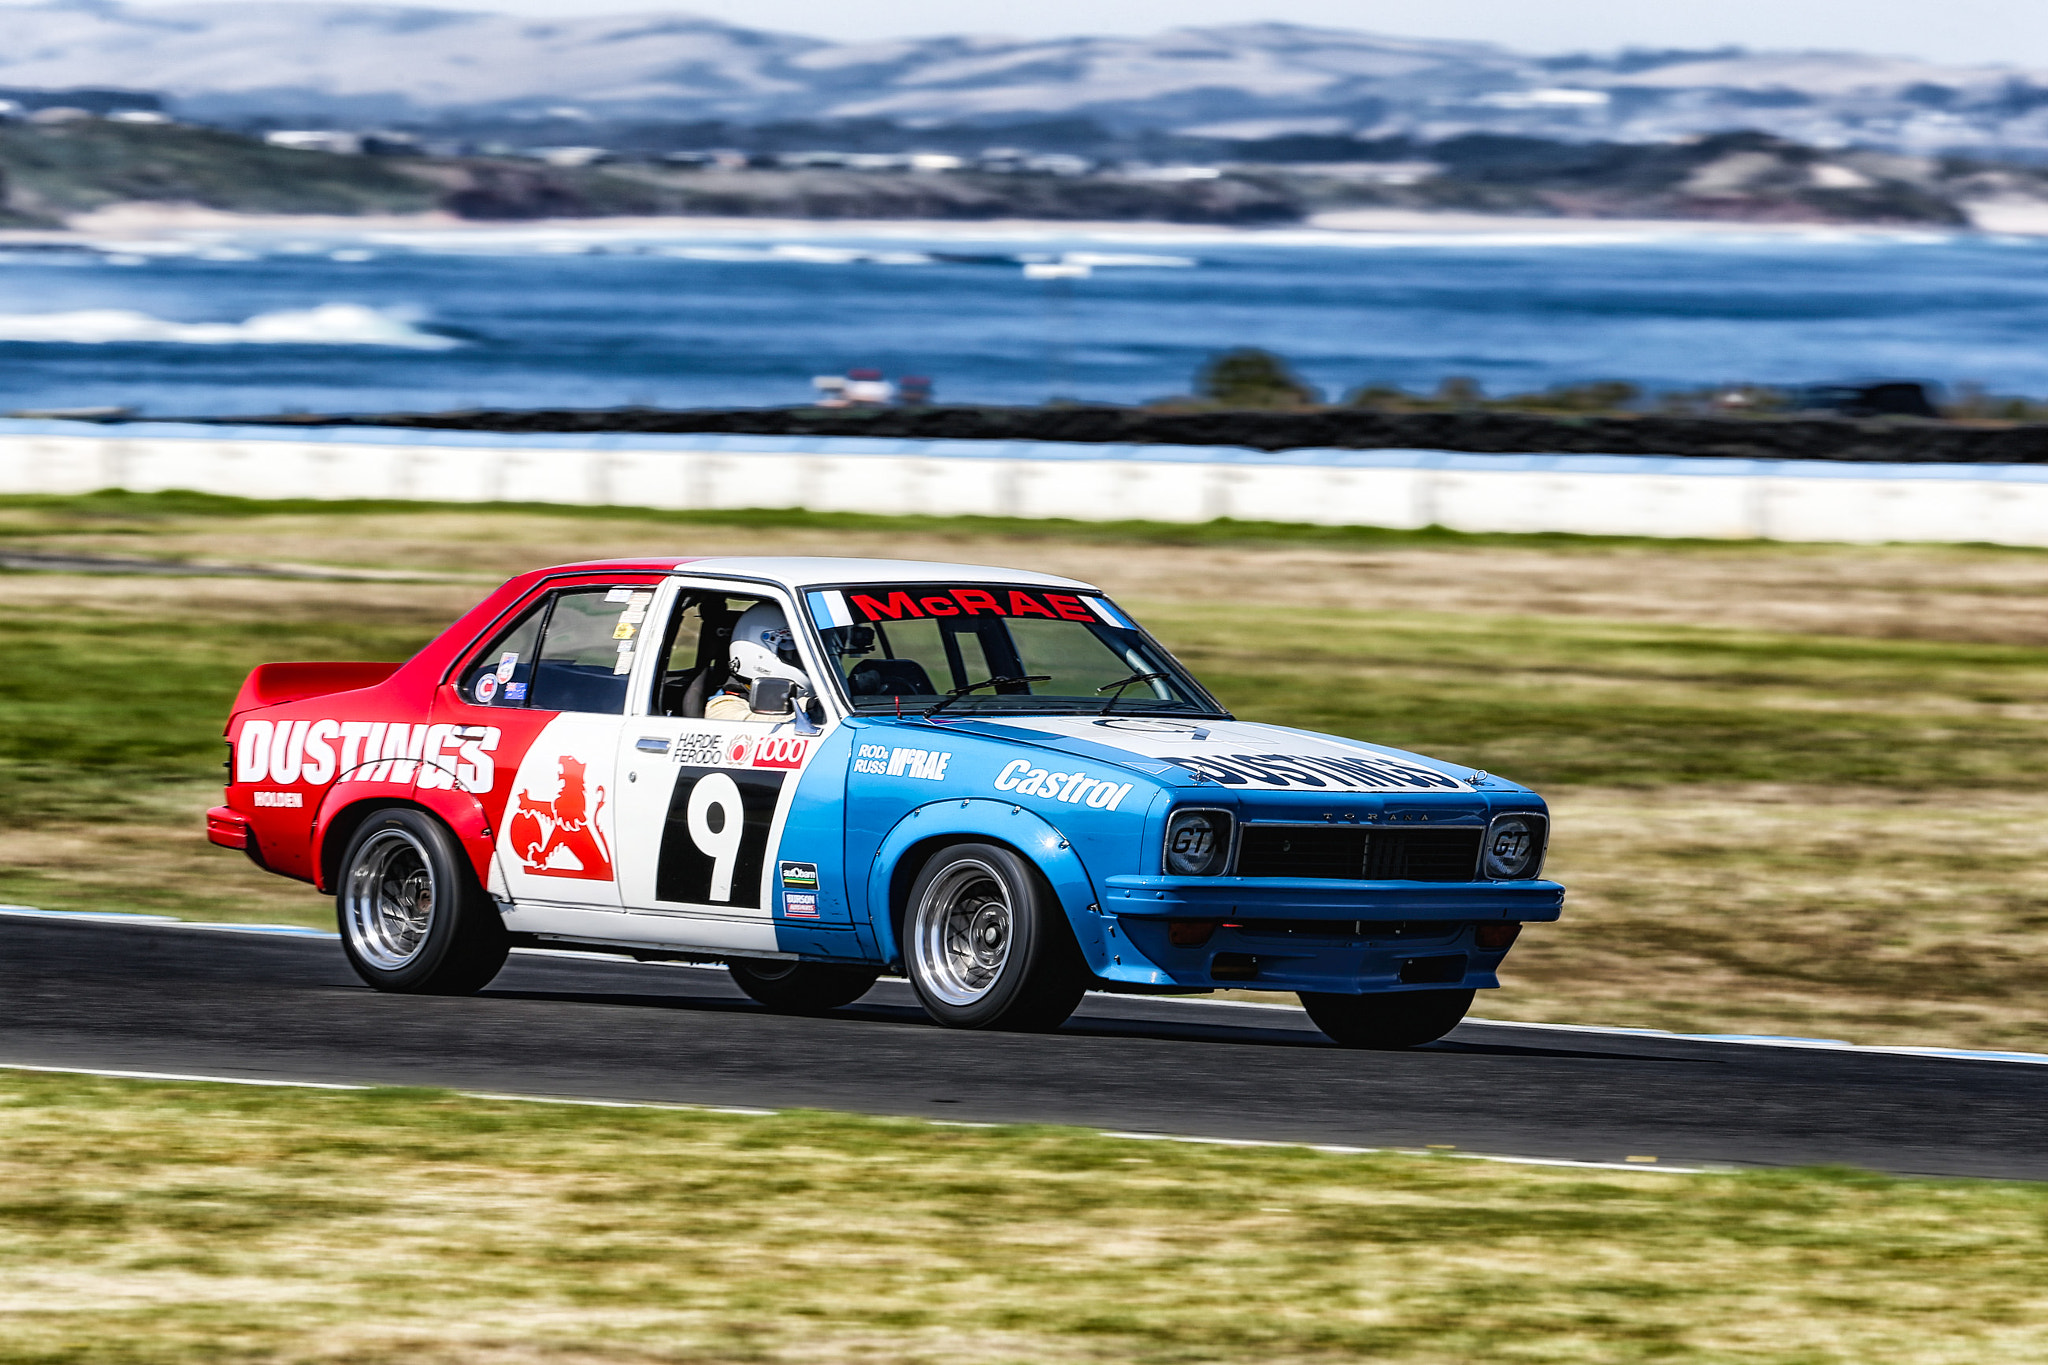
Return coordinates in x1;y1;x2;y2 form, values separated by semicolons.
507;755;614;880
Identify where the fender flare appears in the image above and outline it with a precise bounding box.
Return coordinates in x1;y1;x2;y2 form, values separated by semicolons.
311;784;495;895
865;797;1133;976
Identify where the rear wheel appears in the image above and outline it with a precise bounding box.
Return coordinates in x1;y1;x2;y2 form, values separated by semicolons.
727;958;880;1014
903;843;1086;1031
1300;989;1474;1049
337;807;508;995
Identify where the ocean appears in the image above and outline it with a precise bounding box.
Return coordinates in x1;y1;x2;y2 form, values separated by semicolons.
3;220;2047;417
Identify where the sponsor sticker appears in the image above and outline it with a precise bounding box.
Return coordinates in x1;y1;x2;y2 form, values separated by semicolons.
994;758;1133;810
782;891;820;919
508;754;614;881
494;652;519;682
750;736;812;770
474;673;500;703
1174;751;1465;792
612;622;637;641
237;719;499;792
505;682;528;701
831;584;1113;626
780;861;819;889
605;588;634;603
252;790;303;808
672;729;727;768
854;742;950;780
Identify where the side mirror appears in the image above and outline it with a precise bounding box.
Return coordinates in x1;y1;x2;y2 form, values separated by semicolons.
748;677;796;715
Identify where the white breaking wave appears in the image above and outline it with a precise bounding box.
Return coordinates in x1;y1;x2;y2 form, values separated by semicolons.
0;303;461;349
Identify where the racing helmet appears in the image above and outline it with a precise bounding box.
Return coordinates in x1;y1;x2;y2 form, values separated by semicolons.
728;602;810;687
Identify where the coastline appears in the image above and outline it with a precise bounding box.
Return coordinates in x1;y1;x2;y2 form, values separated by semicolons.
0;201;2032;245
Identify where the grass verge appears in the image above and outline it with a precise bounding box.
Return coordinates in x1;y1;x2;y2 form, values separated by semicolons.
4;1071;2047;1364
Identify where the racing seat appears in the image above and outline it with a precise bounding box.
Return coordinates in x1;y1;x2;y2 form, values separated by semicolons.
848;658;936;697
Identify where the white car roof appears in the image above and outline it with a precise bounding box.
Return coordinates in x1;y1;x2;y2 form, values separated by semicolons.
673;556;1100;593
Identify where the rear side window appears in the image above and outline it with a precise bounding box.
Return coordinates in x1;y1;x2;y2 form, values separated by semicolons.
459;585;653;714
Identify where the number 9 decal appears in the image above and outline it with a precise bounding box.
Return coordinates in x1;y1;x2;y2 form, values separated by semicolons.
686;772;745;900
657;766;784;907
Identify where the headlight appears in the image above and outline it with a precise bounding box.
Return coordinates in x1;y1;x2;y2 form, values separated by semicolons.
1483;813;1547;880
1164;809;1233;876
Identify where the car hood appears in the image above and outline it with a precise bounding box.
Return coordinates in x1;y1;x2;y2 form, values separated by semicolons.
921;715;1478;794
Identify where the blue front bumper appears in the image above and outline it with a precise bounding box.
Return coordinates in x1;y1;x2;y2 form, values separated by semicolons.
1103;874;1566;921
1094;875;1566;993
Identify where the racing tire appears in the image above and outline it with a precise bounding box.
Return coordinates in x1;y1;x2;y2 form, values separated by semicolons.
336;806;509;995
1300;988;1475;1050
727;958;881;1014
902;843;1086;1032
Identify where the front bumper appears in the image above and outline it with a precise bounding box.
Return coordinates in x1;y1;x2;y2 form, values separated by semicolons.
1103;874;1565;921
1095;874;1565;992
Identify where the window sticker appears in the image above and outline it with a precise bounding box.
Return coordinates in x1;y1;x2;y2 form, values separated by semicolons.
494;652;520;682
605;588;635;603
834;585;1105;624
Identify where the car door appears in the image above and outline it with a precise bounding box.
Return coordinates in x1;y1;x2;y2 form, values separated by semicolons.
609;577;846;954
440;576;663;929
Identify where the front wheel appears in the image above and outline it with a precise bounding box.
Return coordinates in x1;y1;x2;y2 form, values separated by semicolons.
903;843;1085;1031
727;958;880;1014
1300;989;1474;1049
337;806;508;995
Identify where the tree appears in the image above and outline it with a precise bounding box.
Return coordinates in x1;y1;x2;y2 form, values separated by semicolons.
1195;348;1320;408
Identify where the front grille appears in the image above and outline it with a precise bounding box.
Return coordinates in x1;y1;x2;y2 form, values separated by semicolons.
1235;825;1481;882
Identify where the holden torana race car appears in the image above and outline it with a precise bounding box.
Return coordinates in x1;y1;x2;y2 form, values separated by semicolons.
209;556;1563;1048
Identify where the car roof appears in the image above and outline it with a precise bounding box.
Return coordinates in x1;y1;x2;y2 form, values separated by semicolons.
552;555;1100;592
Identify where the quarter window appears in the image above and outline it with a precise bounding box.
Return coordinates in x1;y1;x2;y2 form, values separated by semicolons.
459;585;654;715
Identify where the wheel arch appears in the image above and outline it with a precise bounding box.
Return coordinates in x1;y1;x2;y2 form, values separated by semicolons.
867;799;1107;974
315;789;493;895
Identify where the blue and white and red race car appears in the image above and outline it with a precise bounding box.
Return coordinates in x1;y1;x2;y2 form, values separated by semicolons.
209;556;1563;1047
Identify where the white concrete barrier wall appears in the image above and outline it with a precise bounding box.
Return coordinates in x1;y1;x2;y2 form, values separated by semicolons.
4;421;2048;547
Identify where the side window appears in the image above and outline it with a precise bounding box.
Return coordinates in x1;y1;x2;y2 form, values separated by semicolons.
652;592;767;718
459;602;545;706
528;588;651;715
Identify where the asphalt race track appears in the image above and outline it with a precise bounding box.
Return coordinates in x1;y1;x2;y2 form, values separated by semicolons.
6;916;2046;1179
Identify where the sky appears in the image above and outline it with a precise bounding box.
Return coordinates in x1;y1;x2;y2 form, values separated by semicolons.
48;0;2045;66
723;0;2045;64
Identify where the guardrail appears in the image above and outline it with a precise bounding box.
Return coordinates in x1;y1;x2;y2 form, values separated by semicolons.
6;420;2048;546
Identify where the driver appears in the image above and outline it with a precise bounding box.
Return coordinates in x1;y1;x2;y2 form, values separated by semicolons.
707;602;813;722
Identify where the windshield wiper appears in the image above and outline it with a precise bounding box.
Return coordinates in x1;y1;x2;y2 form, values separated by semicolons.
1096;670;1167;715
924;674;1052;718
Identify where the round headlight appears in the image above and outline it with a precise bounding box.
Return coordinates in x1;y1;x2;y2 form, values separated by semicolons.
1484;814;1545;880
1165;809;1231;876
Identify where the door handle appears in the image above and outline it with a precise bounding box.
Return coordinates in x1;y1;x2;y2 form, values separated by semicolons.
635;736;670;753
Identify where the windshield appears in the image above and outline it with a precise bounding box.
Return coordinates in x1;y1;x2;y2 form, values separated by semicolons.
804;583;1225;717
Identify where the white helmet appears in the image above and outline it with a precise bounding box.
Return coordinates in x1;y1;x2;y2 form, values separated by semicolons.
729;602;810;687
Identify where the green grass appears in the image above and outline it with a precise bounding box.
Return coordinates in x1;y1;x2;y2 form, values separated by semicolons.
0;591;443;825
2;1070;2045;1363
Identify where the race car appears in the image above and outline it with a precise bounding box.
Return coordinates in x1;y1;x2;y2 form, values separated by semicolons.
208;556;1563;1047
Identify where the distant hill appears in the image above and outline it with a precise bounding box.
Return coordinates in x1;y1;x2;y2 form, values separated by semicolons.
5;2;2048;157
2;120;2033;228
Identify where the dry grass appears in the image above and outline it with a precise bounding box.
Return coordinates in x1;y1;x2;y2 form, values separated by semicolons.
1501;786;2048;1049
3;1071;2047;1364
15;502;2048;644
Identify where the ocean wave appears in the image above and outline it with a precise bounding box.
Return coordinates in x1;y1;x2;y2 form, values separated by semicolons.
0;303;461;349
